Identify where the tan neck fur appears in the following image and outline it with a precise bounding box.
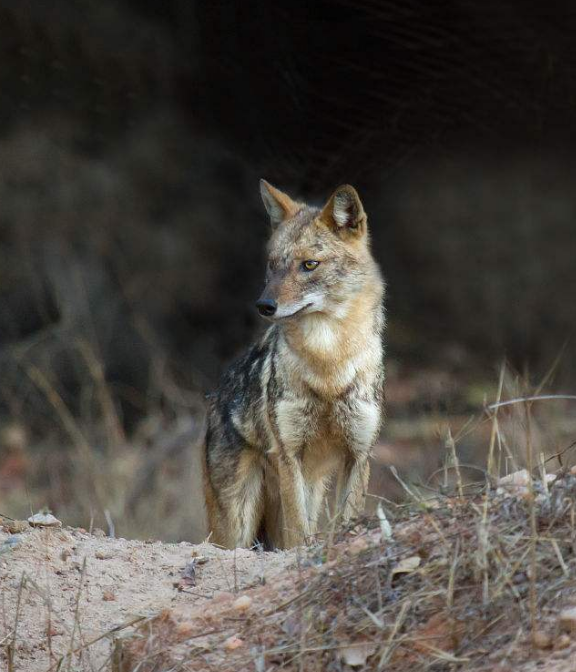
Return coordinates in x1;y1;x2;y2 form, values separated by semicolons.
282;277;383;385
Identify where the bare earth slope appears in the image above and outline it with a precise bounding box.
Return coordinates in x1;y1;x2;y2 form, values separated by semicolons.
0;523;293;671
3;470;576;672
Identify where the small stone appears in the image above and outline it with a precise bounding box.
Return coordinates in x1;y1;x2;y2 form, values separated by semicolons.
28;513;62;528
5;520;29;534
0;535;23;555
532;631;553;649
497;469;557;497
95;550;112;560
338;642;377;667
498;469;530;487
233;595;252;613
224;635;244;651
349;536;369;555
176;622;195;637
102;589;116;602
559;607;576;634
555;633;572;650
392;555;421;576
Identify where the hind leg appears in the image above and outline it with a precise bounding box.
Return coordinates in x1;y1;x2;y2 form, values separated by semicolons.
205;450;265;549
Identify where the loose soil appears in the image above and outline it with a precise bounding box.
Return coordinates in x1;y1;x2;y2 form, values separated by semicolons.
0;522;293;671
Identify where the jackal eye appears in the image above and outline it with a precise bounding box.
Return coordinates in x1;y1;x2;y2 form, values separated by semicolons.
301;260;320;272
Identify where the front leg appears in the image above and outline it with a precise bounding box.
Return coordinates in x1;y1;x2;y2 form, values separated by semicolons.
335;396;380;522
338;456;370;522
277;455;310;548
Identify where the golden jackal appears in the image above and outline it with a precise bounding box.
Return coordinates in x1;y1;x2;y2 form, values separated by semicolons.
203;181;385;549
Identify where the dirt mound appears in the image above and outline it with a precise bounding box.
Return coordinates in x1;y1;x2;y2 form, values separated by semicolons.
118;472;576;672
3;470;576;671
0;521;293;671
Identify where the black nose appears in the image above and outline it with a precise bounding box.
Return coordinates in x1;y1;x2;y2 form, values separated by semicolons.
256;298;277;317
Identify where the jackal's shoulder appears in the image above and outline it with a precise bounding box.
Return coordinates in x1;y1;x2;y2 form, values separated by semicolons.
209;326;277;411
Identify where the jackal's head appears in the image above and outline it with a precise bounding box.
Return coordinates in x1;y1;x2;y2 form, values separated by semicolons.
257;180;376;322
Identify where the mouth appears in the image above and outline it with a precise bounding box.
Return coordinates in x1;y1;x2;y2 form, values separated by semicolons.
265;302;313;322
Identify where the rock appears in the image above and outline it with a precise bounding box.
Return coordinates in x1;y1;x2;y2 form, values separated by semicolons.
28;512;62;528
532;631;553;649
348;536;369;555
176;622;196;637
555;633;572;650
392;555;421;576
4;519;29;534
232;595;252;613
95;550;113;560
338;642;377;667
0;535;23;555
497;469;557;497
559;607;576;634
224;635;244;651
498;469;530;488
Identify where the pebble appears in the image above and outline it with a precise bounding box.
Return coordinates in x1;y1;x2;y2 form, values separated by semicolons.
559;607;576;634
4;520;29;534
28;513;62;528
348;536;369;555
532;631;552;649
0;535;23;555
496;469;557;497
224;635;244;651
555;633;572;650
232;595;252;613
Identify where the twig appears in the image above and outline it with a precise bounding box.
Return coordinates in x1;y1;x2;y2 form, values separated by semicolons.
488;394;576;410
65;557;87;672
525;403;538;636
377;599;410;669
446;428;464;500
8;573;27;672
486;363;505;478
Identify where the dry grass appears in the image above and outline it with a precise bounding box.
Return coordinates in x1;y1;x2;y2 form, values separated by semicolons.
117;469;576;671
0;337;207;542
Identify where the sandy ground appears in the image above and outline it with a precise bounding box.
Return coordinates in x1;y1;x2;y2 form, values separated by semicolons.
0;521;294;672
3;491;576;672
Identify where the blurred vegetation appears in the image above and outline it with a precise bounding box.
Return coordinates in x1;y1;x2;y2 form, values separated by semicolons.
0;0;575;539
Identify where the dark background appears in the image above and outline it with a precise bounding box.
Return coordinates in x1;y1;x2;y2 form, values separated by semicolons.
0;1;575;537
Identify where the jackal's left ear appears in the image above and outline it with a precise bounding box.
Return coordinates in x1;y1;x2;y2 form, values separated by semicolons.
260;179;300;229
320;185;367;238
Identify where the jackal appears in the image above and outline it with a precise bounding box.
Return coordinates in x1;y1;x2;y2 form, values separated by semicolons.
203;181;385;549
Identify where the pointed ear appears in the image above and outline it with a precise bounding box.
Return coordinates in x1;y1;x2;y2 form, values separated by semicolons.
319;185;367;238
259;179;300;228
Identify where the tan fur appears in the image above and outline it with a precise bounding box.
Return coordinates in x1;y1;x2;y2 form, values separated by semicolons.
203;182;385;549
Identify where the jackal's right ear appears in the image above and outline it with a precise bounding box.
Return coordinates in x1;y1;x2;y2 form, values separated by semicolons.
260;180;300;228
